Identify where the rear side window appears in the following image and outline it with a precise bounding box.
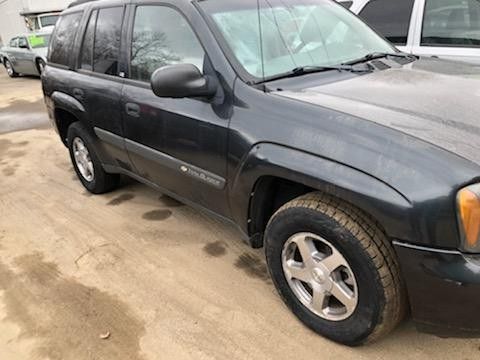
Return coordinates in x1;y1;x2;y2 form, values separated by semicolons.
359;0;415;46
422;0;480;47
49;12;82;66
93;7;124;76
9;38;18;47
80;10;98;70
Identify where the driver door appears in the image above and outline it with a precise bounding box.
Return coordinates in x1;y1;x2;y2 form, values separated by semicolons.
16;37;36;74
121;4;230;215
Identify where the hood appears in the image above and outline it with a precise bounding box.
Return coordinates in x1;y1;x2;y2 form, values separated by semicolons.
274;57;480;166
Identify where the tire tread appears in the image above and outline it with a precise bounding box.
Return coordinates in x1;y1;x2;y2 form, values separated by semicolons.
269;191;407;343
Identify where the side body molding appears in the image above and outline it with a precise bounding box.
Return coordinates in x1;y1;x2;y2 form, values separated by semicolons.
229;143;414;242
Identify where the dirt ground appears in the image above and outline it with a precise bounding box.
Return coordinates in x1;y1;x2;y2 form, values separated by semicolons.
0;67;479;360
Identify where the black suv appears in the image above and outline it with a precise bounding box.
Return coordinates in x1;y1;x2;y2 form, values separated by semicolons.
42;0;480;345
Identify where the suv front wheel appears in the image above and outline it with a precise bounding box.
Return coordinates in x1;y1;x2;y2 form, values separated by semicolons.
67;122;119;194
265;192;407;345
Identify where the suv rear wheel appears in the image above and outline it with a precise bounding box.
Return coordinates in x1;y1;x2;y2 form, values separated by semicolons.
264;192;406;345
67;122;119;194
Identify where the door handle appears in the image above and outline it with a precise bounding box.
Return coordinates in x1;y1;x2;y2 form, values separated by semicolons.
125;102;140;117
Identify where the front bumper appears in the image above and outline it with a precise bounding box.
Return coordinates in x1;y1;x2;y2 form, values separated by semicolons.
394;241;480;337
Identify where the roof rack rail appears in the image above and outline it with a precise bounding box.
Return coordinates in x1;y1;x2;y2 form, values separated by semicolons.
68;0;98;8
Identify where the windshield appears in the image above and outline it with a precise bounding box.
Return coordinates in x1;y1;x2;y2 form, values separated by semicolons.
40;15;59;28
28;34;51;49
199;0;395;80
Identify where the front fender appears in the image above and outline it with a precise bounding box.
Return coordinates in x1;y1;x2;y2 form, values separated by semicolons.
229;142;413;242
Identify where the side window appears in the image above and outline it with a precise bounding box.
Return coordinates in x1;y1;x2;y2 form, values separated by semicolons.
18;37;28;49
130;6;205;82
79;10;98;70
359;0;415;46
422;0;480;47
9;38;18;47
49;12;82;66
93;7;124;76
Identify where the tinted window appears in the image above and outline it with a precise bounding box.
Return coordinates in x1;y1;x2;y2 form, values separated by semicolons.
359;0;415;45
18;37;28;48
340;1;353;9
34;18;41;30
93;7;124;75
40;15;59;28
422;0;480;47
49;12;82;66
80;10;97;70
130;6;205;82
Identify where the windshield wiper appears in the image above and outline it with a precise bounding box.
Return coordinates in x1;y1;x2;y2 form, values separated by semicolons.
292;64;370;74
260;63;371;83
344;52;417;65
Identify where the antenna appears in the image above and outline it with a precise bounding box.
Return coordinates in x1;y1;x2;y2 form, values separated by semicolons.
257;0;265;82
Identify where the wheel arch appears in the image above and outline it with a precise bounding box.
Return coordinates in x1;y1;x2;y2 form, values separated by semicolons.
34;57;46;73
229;143;413;248
51;91;86;146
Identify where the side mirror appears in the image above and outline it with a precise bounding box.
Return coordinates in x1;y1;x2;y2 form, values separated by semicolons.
150;63;217;99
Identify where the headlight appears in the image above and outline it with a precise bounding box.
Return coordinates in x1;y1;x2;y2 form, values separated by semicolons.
457;183;480;252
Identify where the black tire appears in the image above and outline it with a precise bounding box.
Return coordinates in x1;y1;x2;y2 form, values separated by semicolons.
36;59;46;75
265;192;407;346
4;59;18;78
67;122;119;194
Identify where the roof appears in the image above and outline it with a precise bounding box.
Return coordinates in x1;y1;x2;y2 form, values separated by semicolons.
19;10;63;16
68;0;99;8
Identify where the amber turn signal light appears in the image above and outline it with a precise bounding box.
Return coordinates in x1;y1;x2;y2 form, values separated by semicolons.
457;185;480;251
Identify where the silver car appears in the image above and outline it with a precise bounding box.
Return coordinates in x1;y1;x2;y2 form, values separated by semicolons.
0;32;51;78
339;0;480;65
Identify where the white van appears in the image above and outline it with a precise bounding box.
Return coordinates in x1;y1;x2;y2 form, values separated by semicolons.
339;0;480;65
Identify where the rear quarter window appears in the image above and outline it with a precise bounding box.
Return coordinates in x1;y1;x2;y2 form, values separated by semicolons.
49;12;83;66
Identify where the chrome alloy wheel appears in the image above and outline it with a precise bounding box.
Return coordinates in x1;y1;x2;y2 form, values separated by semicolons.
281;232;358;321
5;60;13;76
73;137;94;182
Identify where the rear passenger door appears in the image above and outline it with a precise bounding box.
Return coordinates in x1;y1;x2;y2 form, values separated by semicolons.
357;0;416;53
73;6;133;170
412;0;480;65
